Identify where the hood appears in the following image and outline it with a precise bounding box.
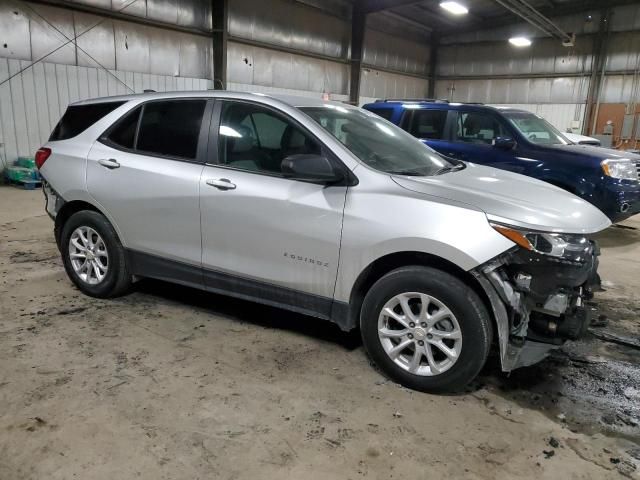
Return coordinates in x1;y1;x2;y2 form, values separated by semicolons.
544;143;640;162
563;132;600;145
392;162;611;234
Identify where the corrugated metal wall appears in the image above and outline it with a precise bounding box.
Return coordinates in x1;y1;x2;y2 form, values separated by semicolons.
436;4;640;134
435;77;589;104
360;69;429;106
0;0;432;168
228;0;349;59
363;29;430;77
227;41;349;96
0;1;213;78
491;104;586;132
0;0;213;169
0;58;212;164
225;0;430;99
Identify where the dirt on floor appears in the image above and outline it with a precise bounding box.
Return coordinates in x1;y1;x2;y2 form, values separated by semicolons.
0;185;638;479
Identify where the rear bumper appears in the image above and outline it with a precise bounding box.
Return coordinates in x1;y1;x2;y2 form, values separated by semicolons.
472;242;600;372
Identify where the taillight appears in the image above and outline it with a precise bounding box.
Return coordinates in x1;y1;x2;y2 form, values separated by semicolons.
35;148;51;169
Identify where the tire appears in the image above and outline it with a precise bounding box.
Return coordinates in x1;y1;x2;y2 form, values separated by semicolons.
60;210;132;298
360;266;492;393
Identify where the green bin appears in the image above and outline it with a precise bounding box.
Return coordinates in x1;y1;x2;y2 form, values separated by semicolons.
16;157;36;169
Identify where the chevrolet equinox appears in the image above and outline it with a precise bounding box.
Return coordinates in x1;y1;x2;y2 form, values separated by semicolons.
37;92;611;392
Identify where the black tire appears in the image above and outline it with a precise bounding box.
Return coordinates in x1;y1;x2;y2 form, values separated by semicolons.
60;210;132;298
360;266;492;393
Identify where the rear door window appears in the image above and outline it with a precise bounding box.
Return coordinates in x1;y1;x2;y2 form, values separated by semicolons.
407;110;448;139
454;111;506;144
50;101;125;141
136;100;207;159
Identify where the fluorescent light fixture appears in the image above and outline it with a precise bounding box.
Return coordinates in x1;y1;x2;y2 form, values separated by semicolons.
509;36;532;47
440;1;468;15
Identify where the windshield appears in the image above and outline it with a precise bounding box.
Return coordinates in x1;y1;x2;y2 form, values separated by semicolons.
300;105;453;176
504;112;570;145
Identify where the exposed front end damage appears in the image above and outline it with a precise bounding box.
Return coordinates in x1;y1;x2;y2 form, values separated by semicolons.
472;241;601;372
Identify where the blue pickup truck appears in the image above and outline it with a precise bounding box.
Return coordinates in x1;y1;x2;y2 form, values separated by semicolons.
363;100;640;223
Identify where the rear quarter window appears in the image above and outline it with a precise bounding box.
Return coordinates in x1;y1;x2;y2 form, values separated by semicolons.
49;102;125;141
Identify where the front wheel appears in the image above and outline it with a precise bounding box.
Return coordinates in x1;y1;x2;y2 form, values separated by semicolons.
60;210;132;298
360;266;492;393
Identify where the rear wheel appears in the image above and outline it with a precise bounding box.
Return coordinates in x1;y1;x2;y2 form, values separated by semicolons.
60;211;132;298
360;266;492;393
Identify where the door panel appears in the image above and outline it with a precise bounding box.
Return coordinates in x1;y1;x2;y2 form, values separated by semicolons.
200;166;346;302
200;99;347;304
86;142;204;265
85;98;210;266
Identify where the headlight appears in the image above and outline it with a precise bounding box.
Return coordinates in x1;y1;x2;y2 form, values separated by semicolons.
601;159;638;181
491;224;591;261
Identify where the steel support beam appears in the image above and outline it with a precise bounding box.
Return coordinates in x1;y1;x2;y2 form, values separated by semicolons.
428;35;438;98
586;8;612;135
212;0;228;89
350;2;366;105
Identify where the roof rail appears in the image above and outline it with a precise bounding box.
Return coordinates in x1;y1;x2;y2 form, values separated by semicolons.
143;89;156;93
375;98;450;104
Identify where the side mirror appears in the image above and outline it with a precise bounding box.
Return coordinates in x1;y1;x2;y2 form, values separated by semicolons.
281;154;344;184
493;136;516;150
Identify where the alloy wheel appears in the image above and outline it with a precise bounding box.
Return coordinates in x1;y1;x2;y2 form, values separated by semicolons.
68;226;109;285
377;292;463;376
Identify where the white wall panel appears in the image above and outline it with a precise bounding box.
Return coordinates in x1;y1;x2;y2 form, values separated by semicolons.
0;1;213;79
435;77;589;104
360;68;428;101
229;0;349;60
363;29;430;76
0;58;212;170
227;41;349;96
491;104;586;133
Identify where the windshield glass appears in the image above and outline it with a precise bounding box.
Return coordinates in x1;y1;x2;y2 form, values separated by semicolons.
300;105;453;176
504;112;570;145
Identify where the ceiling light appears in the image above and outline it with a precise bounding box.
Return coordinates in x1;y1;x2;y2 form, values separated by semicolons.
440;1;468;15
509;36;532;47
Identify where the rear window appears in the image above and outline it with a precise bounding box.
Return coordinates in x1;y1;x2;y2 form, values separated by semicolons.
50;102;125;141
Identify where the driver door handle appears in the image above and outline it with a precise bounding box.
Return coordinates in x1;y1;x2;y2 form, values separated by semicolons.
206;178;236;190
98;158;120;169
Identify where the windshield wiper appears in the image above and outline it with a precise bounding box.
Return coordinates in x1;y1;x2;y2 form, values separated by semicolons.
435;162;466;175
387;169;427;176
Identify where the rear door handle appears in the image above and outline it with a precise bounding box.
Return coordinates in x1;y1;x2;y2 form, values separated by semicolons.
98;158;120;169
206;178;236;190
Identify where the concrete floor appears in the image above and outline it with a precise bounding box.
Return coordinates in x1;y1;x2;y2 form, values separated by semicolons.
0;185;638;479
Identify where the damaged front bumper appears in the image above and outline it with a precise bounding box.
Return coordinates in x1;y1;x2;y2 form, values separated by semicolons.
472;242;600;372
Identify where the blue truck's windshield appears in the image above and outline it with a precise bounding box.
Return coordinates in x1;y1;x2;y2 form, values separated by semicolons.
301;105;454;176
504;112;570;146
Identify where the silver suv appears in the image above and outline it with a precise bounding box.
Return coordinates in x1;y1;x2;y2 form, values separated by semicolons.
38;91;611;392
